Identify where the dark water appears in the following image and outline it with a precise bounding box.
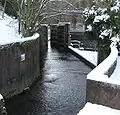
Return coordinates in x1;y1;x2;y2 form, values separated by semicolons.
6;43;92;115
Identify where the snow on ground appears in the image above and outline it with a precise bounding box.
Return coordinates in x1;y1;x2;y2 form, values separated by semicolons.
77;102;120;115
69;46;98;66
0;11;39;45
0;11;21;41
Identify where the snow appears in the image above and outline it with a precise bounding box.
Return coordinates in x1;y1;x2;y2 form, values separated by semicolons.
111;6;120;12
99;29;112;39
0;11;39;45
0;33;39;45
86;25;92;31
111;35;120;43
0;11;21;39
87;46;118;84
111;0;120;12
93;14;110;23
0;94;3;100
83;6;97;17
77;102;120;115
69;45;120;85
69;46;98;66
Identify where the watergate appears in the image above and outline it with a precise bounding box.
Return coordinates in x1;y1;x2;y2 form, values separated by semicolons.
50;23;70;48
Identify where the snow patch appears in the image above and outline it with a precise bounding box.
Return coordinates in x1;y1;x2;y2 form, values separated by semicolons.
69;46;98;66
0;94;3;100
93;14;110;23
99;29;112;39
77;102;120;115
0;11;39;45
86;25;92;31
0;33;39;45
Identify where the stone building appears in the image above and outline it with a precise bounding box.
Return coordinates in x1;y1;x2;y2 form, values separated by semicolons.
44;0;84;27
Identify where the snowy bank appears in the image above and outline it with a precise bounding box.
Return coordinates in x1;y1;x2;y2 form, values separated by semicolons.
77;102;120;115
0;11;39;45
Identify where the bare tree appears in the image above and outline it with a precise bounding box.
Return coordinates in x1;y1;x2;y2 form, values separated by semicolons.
2;0;7;18
18;0;97;37
18;0;81;37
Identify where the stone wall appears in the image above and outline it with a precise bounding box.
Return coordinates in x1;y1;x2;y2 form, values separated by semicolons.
86;46;119;109
87;79;120;110
0;38;40;99
0;24;48;99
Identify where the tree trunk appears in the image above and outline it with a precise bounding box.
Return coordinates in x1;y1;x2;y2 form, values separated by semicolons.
2;0;7;18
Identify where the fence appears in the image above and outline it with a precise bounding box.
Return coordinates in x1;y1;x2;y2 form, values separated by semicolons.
50;23;70;48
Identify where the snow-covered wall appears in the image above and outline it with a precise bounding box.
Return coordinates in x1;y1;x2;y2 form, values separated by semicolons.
87;46;118;82
0;35;40;99
86;45;120;110
0;33;39;46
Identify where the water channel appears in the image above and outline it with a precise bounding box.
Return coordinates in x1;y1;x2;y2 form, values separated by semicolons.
6;42;92;115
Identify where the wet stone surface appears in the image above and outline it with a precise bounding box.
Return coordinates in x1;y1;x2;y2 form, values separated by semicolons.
6;43;92;115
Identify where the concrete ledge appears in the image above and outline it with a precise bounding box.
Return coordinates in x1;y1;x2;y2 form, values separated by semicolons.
68;47;96;69
87;79;120;110
88;46;118;79
86;46;120;109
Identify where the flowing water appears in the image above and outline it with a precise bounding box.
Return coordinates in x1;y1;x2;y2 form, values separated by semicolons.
6;42;92;115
